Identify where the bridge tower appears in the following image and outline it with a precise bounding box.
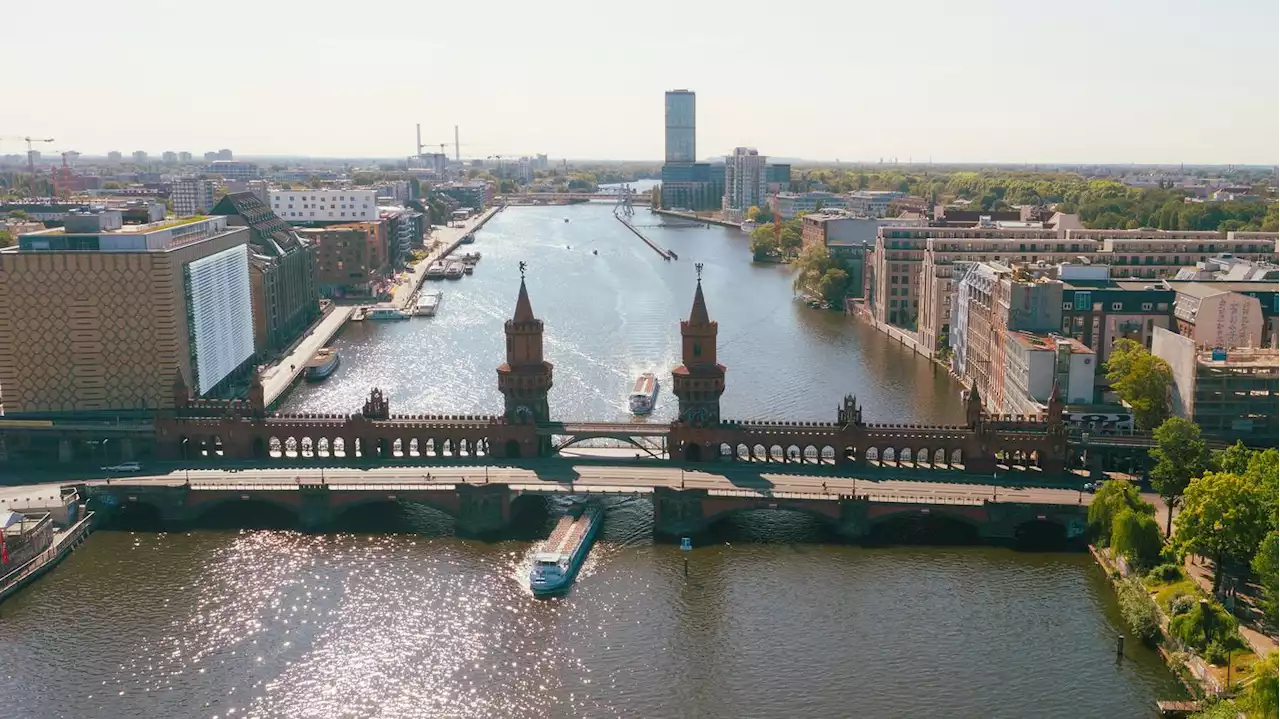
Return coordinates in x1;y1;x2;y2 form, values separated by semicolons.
671;266;725;426
497;264;554;432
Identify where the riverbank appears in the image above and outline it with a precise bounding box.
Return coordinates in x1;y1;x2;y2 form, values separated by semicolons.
1088;543;1262;702
392;206;500;312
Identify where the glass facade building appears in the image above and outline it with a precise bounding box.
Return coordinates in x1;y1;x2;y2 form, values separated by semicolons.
185;244;255;396
664;90;696;163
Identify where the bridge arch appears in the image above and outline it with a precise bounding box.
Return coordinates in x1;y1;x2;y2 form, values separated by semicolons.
190;496;301;529
553;433;662;457
865;508;982;545
703;504;840;531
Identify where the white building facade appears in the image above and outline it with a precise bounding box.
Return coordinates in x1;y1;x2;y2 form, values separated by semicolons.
171;178;215;216
269;189;379;223
723;147;767;221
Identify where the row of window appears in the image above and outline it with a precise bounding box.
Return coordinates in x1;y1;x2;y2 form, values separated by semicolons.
278;195;368;202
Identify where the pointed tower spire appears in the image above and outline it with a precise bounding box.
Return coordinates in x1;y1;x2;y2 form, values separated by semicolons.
689;278;710;326
965;380;983;428
514;278;535;322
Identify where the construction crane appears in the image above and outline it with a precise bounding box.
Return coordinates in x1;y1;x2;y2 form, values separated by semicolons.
1;136;55;197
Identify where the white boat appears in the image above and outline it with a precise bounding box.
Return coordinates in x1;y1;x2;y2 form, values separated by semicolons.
425;262;448;280
366;303;410;321
741;220;758;233
445;261;464;280
415;289;443;316
628;372;659;415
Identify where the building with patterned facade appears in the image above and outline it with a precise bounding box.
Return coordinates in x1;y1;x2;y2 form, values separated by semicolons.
0;214;253;415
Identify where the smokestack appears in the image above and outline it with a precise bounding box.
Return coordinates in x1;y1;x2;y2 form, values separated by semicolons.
454;125;460;161
416;123;422;155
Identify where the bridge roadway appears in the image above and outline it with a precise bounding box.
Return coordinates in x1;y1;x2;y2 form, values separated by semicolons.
12;464;1090;506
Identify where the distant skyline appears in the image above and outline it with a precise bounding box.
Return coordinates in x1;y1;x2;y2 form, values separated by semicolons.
2;0;1277;164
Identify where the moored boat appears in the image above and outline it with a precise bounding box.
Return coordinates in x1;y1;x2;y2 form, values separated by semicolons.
444;261;464;280
425;261;448;280
460;233;475;244
304;348;340;381
366;303;410;321
628;372;659;415
529;502;604;597
415;289;443;316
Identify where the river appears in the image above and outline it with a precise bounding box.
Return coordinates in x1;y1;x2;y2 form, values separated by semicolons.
277;202;963;424
0;204;1184;717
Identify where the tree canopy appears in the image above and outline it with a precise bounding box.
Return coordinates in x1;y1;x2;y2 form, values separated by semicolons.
1174;471;1274;591
1106;339;1172;430
1087;479;1154;545
1149;417;1210;534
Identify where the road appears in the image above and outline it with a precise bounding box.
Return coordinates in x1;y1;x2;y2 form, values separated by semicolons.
0;464;1097;508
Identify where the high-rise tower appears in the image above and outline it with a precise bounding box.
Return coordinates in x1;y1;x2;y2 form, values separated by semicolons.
664;90;696;163
671;265;725;425
497;263;554;428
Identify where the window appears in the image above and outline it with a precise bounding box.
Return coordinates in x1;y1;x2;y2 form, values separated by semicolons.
1073;292;1091;311
1157;302;1168;311
1141;302;1153;311
1062;302;1073;310
1111;302;1123;311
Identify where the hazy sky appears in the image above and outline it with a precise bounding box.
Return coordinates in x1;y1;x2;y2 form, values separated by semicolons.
3;0;1277;163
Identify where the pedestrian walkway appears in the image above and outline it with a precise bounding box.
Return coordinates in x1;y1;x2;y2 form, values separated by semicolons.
1183;556;1278;658
261;306;354;406
392;208;498;311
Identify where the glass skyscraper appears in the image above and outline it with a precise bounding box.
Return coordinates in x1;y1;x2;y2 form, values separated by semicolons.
664;90;696;163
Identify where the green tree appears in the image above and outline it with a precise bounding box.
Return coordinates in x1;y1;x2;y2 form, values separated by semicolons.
1149;417;1210;534
1169;598;1239;651
816;268;850;303
779;222;803;254
1111;508;1164;570
1215;440;1255;475
1174;472;1273;592
1238;651;1279;719
1087;478;1155;545
745;205;762;222
1106;339;1172;429
748;225;779;261
792;242;833;295
0;230;12;249
1254;531;1279;626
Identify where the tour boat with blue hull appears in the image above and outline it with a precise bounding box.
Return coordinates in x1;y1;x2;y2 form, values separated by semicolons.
529;502;604;597
304;348;340;381
628;372;659;415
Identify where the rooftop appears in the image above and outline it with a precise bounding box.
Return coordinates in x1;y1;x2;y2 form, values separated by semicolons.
1196;347;1279;368
1006;331;1094;354
35;215;209;236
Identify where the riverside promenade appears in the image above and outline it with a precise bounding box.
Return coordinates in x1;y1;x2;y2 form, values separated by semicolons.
260;305;354;407
391;207;500;311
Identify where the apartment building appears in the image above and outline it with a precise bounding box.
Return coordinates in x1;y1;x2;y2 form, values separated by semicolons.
1;214;254;413
803;214;926;299
722;147;767;221
171;178;215;216
1169;282;1266;349
269;189;378;223
1003;332;1095;416
297;221;388;297
205;160;259;180
776;192;850;219
886;226;1278;353
847;191;904;218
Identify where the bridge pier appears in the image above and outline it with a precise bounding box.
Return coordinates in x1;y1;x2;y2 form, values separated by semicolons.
652;487;710;540
58;439;73;464
454;484;513;537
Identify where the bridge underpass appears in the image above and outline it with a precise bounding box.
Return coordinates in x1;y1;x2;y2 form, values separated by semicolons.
537;422;671;458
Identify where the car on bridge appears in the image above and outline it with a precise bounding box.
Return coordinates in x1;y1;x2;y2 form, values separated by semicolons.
101;461;142;473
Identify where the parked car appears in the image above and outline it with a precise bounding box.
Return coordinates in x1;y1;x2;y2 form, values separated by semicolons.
101;461;142;473
1082;481;1099;493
